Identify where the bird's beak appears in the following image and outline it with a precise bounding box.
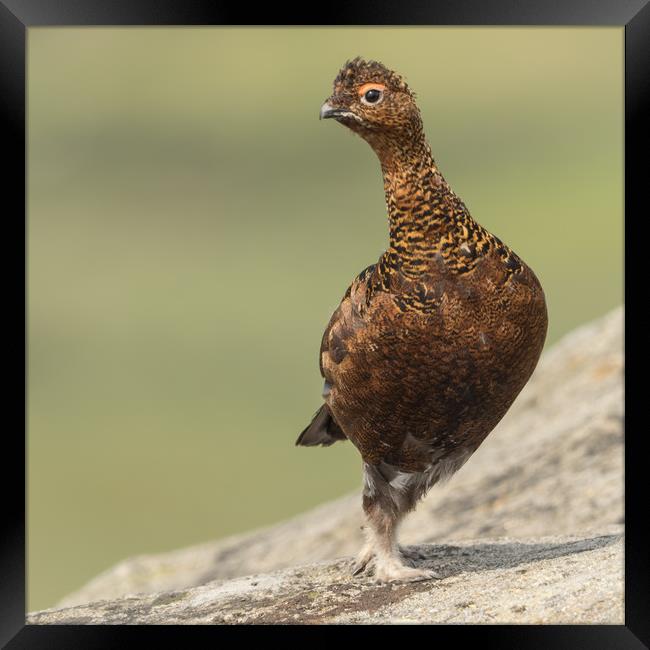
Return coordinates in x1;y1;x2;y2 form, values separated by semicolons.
319;102;346;120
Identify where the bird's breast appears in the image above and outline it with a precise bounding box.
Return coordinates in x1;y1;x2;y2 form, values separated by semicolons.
324;262;547;468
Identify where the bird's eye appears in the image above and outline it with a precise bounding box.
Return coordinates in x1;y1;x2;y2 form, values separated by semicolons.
361;88;383;105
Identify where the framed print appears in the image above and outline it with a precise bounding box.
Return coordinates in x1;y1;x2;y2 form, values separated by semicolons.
2;0;646;646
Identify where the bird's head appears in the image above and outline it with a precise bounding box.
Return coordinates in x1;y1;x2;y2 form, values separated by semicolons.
320;58;423;153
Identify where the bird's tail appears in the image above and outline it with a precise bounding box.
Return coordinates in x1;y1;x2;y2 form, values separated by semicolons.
295;404;347;447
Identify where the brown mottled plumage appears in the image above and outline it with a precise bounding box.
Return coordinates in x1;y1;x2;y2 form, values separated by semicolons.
296;58;548;582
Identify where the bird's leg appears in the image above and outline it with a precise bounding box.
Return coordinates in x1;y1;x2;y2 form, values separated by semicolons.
354;464;437;583
363;503;435;583
351;464;388;576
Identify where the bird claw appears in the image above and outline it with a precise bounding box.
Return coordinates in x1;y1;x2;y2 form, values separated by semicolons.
351;556;374;577
351;562;368;577
351;542;376;577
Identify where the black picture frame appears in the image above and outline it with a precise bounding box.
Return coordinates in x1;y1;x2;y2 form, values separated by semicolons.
2;0;644;646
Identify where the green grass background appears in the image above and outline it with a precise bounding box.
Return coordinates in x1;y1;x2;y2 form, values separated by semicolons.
28;27;623;610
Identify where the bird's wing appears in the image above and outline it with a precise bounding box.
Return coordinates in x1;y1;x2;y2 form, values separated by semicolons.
319;264;376;381
296;264;376;448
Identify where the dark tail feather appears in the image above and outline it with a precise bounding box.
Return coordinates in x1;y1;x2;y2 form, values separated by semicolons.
295;404;347;447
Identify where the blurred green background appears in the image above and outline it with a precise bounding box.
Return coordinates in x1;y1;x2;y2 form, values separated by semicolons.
27;27;623;611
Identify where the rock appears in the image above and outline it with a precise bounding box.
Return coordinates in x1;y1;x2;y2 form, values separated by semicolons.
29;527;623;624
38;306;623;624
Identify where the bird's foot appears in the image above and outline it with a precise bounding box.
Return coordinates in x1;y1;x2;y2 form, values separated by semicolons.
373;556;438;584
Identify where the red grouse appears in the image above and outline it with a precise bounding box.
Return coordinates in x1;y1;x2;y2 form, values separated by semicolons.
297;58;548;582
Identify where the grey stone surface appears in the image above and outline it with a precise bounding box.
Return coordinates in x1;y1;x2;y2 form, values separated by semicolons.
29;527;623;624
36;306;623;624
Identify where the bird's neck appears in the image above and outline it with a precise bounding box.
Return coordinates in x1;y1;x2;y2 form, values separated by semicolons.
377;138;472;277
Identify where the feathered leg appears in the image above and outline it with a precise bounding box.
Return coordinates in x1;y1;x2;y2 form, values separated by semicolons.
352;463;437;582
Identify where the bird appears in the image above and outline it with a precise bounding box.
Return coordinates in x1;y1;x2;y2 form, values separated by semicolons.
296;57;548;583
